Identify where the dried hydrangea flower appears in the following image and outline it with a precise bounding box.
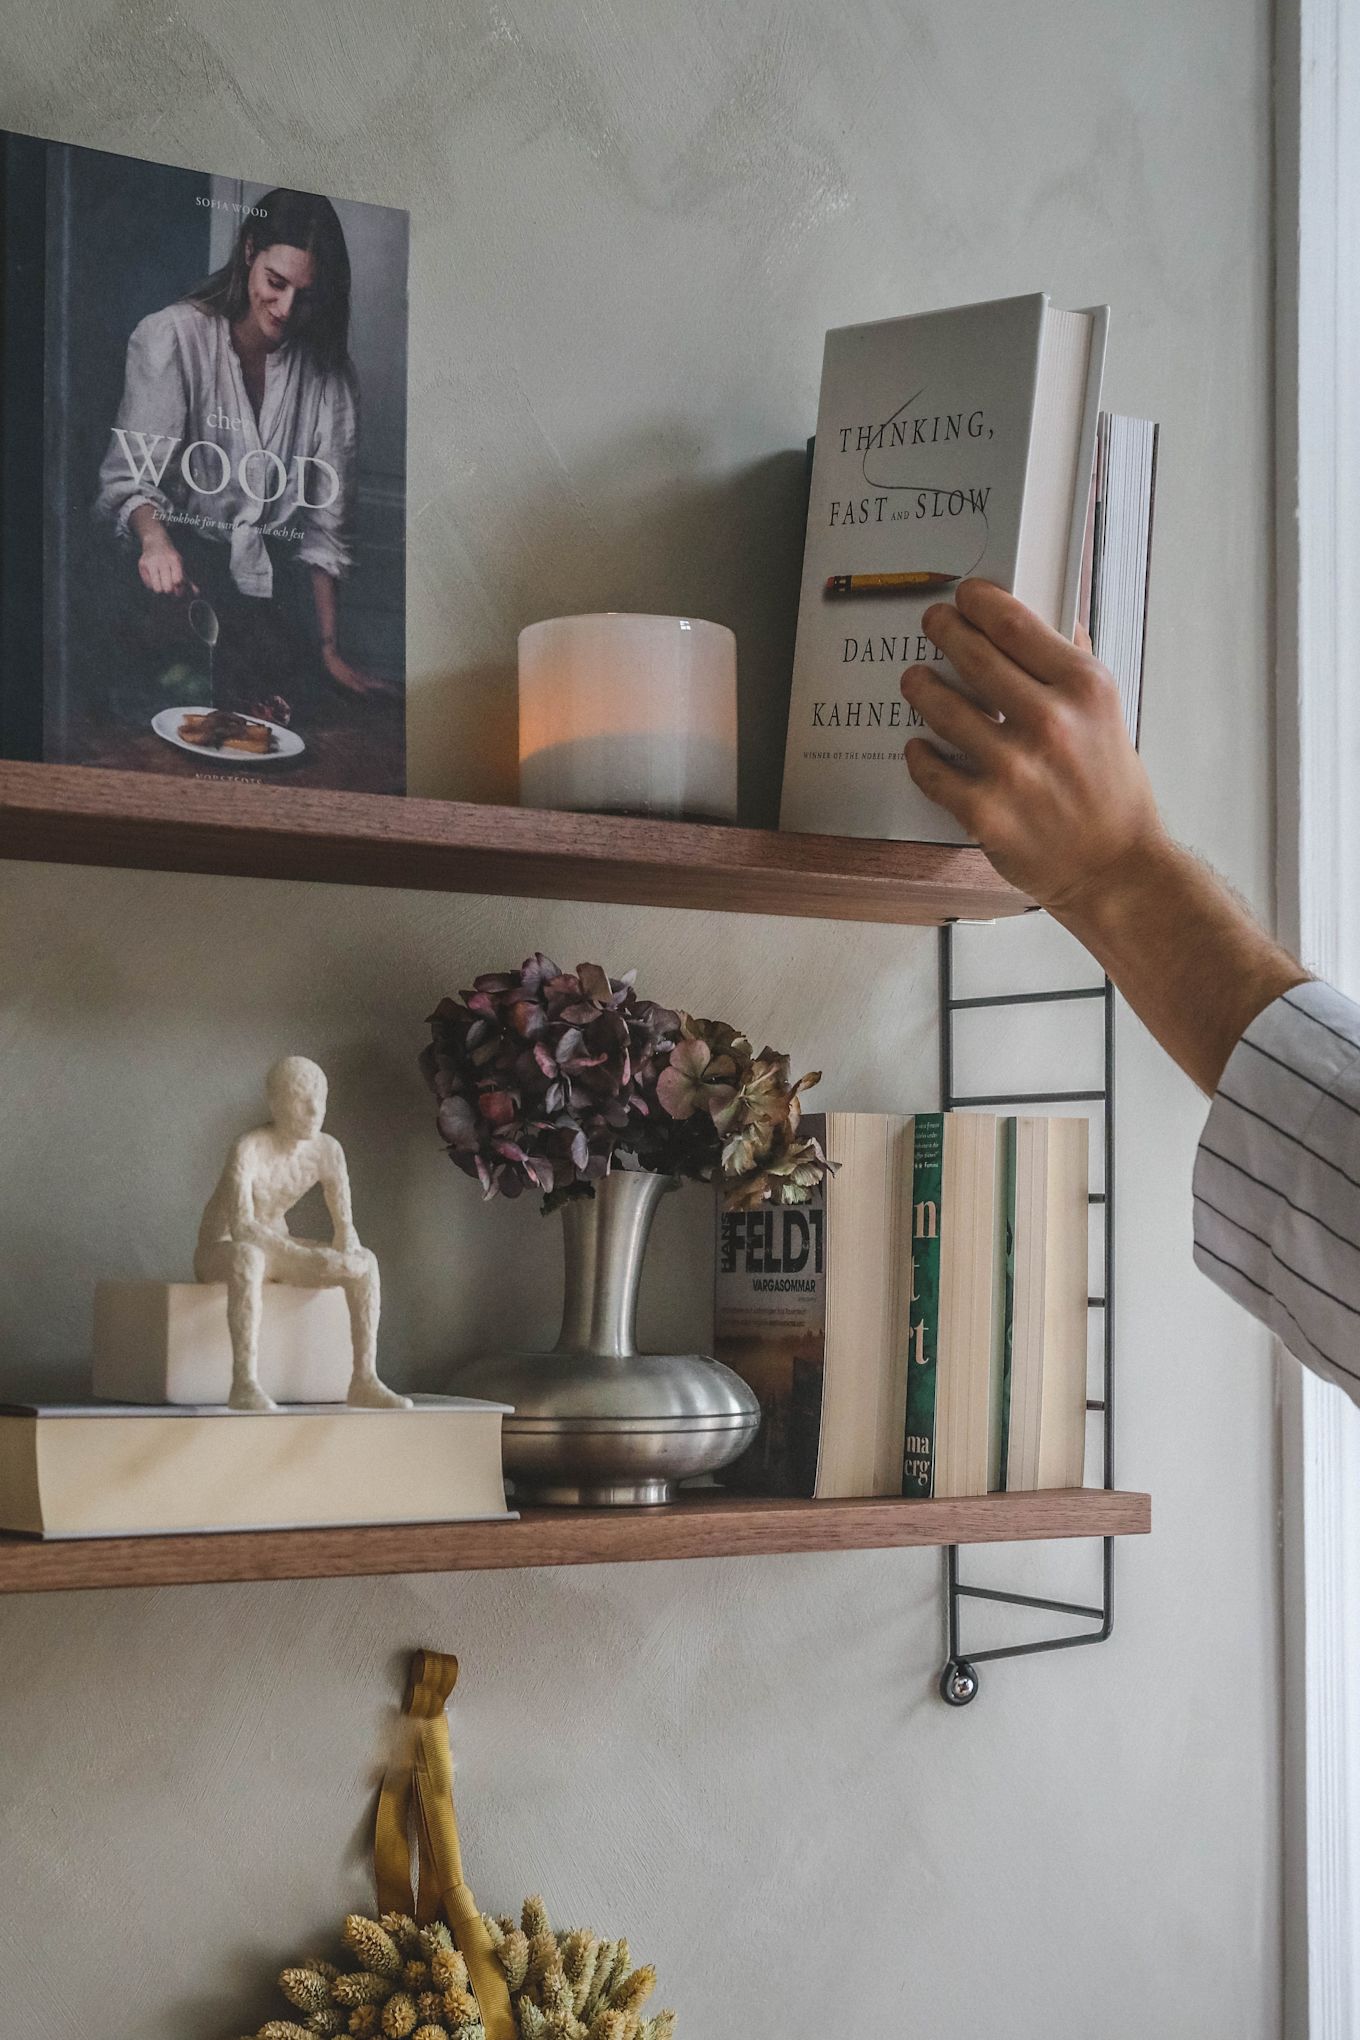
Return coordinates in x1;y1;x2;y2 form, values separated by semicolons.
422;959;681;1212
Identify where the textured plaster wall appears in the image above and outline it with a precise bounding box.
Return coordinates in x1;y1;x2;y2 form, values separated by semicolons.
0;2;1280;2035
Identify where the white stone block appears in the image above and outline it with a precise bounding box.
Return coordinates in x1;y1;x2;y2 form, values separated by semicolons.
92;1282;353;1406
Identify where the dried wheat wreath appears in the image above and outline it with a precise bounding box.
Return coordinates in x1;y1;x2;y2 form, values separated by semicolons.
236;1653;675;2040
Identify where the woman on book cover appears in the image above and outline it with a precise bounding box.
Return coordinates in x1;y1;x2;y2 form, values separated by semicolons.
92;187;390;756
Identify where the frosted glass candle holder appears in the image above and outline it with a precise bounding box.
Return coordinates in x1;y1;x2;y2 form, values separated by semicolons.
518;612;738;823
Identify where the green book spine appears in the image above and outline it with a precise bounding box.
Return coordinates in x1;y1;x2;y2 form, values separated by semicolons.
903;1112;944;1498
997;1118;1017;1491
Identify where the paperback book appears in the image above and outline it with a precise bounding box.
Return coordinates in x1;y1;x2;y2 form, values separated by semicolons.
713;1111;914;1499
0;130;408;791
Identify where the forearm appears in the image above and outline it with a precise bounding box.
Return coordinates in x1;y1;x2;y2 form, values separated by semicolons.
1050;836;1308;1094
311;565;338;649
129;503;165;547
324;1186;357;1247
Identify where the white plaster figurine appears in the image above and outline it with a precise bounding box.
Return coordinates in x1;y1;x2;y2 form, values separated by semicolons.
195;1055;412;1413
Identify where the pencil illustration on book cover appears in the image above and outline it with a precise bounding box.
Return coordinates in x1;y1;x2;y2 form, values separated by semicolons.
0;132;409;791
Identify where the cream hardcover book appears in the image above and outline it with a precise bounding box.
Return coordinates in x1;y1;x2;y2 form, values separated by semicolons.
1002;1116;1090;1491
0;1396;513;1538
780;292;1108;843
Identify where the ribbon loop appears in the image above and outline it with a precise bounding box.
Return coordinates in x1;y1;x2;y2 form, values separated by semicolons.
404;1648;460;1718
373;1648;516;2040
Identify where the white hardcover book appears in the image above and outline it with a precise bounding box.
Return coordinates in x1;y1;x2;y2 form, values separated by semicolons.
0;1396;514;1538
780;293;1108;842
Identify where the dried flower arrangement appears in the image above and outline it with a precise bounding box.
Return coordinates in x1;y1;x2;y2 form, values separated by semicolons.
420;955;833;1213
242;1902;674;2040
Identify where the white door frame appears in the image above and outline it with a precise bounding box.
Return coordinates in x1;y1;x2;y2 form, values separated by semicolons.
1275;1;1360;2031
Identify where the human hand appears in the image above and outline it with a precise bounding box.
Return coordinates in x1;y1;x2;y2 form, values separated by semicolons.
900;579;1167;909
321;645;392;700
137;531;191;598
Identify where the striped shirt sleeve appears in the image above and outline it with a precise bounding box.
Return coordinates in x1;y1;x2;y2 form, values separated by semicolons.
1193;979;1360;1404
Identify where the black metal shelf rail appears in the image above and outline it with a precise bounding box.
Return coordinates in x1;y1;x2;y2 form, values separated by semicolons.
937;922;1116;1706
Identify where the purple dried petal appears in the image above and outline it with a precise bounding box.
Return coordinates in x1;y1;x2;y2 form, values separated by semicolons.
436;1096;479;1149
576;962;613;1005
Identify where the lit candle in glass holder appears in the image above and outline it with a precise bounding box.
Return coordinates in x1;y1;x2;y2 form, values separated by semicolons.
518;612;738;823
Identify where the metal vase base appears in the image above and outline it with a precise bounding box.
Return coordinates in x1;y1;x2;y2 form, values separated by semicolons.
460;1347;763;1507
454;1172;761;1507
529;1481;673;1508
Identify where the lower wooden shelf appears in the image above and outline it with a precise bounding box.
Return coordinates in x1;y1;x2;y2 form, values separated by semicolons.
0;1487;1149;1594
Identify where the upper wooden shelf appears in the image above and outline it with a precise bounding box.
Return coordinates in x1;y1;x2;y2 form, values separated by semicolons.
0;1487;1148;1595
0;761;1027;926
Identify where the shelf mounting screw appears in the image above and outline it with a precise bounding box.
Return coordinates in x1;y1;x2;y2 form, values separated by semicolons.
940;1658;979;1707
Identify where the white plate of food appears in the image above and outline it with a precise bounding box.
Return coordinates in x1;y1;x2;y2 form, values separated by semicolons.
152;706;305;764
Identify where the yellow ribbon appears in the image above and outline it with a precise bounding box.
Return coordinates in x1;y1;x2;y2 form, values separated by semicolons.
374;1649;516;2040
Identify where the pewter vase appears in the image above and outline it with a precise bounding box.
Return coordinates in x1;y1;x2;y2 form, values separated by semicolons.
455;1170;760;1507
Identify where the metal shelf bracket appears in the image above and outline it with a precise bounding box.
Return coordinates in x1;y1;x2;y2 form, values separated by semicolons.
937;923;1117;1706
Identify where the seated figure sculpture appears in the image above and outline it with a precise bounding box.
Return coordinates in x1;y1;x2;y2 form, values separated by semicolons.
195;1055;412;1413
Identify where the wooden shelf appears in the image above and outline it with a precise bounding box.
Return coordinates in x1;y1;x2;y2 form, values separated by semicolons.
0;760;1027;926
0;1488;1148;1595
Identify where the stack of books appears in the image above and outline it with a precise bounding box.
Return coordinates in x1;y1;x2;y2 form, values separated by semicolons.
715;1110;1090;1500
